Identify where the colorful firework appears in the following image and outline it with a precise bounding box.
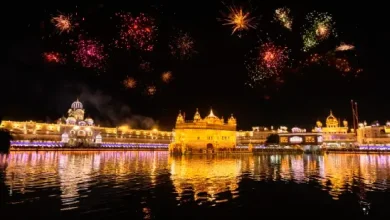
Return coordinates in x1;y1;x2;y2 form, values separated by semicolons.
334;58;351;74
146;85;157;96
220;6;256;35
274;7;292;30
245;42;290;86
302;11;337;51
123;76;137;89
115;12;157;51
51;13;73;34
161;71;173;83
169;31;196;60
335;43;355;51
43;52;65;64
72;37;107;70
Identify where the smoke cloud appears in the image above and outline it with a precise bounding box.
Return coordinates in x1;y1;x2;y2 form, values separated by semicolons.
77;84;156;129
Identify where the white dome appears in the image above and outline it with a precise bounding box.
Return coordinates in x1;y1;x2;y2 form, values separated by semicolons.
71;99;83;109
66;117;76;124
85;117;94;125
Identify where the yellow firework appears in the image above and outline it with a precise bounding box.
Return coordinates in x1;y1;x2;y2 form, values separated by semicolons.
222;6;256;35
51;14;72;33
161;71;172;83
123;77;137;89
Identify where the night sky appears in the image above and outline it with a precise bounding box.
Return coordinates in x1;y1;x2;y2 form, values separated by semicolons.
1;1;388;131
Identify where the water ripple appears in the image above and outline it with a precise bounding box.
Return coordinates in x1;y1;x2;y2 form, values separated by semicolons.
1;151;390;217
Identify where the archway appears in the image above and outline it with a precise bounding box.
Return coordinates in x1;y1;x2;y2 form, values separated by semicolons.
207;143;214;150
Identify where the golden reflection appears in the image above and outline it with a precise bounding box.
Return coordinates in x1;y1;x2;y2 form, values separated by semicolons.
1;151;169;210
169;155;242;202
2;151;390;206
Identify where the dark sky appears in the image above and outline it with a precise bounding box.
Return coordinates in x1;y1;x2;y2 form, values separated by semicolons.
1;1;388;131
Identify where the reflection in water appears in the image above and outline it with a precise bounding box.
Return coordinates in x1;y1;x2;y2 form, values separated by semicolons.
169;155;242;204
1;152;390;217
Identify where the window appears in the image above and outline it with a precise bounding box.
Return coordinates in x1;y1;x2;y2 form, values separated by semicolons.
197;137;200;140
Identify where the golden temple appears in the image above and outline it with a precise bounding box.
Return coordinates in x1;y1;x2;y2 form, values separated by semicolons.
169;109;237;154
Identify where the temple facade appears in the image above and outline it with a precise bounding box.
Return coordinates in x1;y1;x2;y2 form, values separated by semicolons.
312;111;356;148
169;109;237;154
1;99;172;148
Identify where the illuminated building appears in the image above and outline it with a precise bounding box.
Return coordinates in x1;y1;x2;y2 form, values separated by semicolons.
356;121;390;148
170;109;237;154
0;99;172;148
312;111;356;148
278;127;323;151
237;126;275;147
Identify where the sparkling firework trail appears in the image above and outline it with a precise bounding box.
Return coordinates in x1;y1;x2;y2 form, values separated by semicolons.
72;37;107;70
43;52;65;64
161;71;173;83
146;85;157;96
245;42;290;86
115;12;157;51
123;76;137;89
302;11;337;51
335;43;355;51
274;7;292;30
220;6;256;35
169;31;196;60
51;14;72;34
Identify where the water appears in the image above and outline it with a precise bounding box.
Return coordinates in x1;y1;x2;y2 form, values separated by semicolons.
1;151;390;218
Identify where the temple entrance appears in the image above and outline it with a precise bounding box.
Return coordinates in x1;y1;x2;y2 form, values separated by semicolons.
206;143;214;153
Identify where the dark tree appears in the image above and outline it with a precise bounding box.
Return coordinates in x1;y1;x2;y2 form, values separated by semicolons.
265;134;279;145
0;128;12;153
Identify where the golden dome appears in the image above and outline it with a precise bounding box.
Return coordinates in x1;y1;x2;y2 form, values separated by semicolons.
343;119;348;127
326;110;339;127
193;108;202;122
205;109;219;119
176;110;184;124
228;114;236;125
204;109;221;124
316;120;322;128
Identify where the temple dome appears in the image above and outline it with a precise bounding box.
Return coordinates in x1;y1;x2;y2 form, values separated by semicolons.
193;108;202;122
228;114;236;125
85;117;94;125
326;110;339;127
66;116;76;124
176;110;184;124
205;109;219;120
204;109;221;124
71;99;83;109
343;119;348;127
316;120;322;128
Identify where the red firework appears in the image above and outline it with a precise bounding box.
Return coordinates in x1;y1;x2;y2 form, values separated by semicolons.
43;52;65;64
72;37;107;70
115;12;157;51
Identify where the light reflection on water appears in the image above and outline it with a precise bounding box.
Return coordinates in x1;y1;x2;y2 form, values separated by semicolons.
1;151;390;217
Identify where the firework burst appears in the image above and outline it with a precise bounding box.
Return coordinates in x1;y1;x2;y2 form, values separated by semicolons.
161;71;173;83
115;12;157;51
43;52;65;64
146;85;157;96
72;37;107;70
274;7;292;30
169;31;196;60
335;43;355;51
220;6;256;36
245;42;290;86
51;13;73;34
123;76;137;89
302;11;337;51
